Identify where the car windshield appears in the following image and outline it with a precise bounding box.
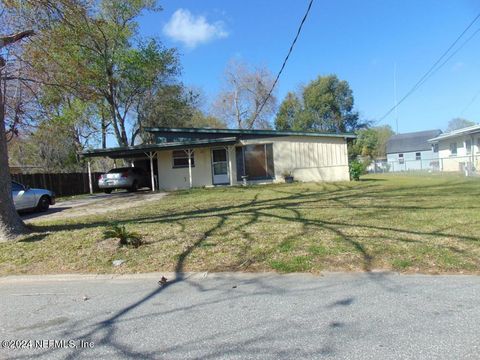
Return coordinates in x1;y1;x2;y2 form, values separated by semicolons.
107;168;131;174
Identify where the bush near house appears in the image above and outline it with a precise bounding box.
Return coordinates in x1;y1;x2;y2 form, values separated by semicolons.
349;160;366;181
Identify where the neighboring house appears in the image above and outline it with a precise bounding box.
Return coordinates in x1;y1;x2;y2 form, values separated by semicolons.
82;127;355;190
386;129;442;172
428;124;480;173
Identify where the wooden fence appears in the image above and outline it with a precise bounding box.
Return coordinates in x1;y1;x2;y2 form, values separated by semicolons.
11;172;104;197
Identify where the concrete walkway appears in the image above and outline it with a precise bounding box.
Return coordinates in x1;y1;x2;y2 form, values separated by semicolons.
0;272;479;359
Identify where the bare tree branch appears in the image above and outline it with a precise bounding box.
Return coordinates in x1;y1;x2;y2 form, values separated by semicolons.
0;30;34;49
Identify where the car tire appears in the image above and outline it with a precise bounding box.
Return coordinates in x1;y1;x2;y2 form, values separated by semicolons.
104;189;113;194
129;181;138;193
36;195;50;212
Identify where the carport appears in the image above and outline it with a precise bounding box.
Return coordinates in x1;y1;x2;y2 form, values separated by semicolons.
81;137;237;193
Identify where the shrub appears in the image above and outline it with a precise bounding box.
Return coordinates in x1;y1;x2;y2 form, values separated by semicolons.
349;160;366;181
103;224;143;248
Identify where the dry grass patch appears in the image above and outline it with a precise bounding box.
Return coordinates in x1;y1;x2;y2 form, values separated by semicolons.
1;173;480;275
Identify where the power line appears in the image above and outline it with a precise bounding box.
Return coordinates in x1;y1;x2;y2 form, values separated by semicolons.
378;12;480;123
416;26;480;92
252;0;314;125
460;88;480;115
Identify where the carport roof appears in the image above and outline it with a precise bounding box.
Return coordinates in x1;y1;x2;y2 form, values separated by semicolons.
81;137;238;159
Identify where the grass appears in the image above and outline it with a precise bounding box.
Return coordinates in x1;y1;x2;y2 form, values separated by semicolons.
1;173;480;275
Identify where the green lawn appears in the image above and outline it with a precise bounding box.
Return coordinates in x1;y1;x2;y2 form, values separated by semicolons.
1;174;480;275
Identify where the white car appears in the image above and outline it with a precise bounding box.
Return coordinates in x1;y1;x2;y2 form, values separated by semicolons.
11;181;56;212
98;167;150;193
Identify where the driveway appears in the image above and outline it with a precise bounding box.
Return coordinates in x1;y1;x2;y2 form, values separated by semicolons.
21;190;167;222
0;272;479;359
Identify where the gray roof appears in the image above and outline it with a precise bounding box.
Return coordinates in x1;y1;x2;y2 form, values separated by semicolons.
386;129;442;154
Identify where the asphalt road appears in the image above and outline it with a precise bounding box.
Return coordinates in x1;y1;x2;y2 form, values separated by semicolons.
0;272;479;359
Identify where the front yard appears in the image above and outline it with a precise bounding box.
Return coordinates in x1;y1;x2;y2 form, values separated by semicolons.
1;174;479;275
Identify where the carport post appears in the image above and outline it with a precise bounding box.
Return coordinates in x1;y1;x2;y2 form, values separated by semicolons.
87;161;93;195
186;149;193;189
148;152;155;192
227;145;234;185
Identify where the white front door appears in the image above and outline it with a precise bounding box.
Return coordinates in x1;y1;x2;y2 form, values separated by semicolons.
212;148;229;185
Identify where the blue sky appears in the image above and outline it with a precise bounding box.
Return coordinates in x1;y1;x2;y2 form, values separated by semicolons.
138;0;480;133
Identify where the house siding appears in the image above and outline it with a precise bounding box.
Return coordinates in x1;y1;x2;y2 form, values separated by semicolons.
239;136;350;183
386;150;438;172
436;134;480;172
155;135;350;190
156;147;213;190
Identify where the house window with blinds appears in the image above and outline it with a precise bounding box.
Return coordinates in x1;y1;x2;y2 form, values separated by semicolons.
172;150;195;168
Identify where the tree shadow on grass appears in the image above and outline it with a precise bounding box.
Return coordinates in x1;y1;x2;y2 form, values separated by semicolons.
17;232;50;243
9;178;480;358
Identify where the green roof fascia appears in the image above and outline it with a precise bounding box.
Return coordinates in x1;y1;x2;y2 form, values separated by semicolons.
144;127;356;139
80;137;238;158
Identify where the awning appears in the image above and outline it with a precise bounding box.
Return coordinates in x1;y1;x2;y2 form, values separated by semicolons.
80;137;238;159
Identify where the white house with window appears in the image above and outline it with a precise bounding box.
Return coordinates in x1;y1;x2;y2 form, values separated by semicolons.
386;129;442;171
82;127;355;191
428;124;480;173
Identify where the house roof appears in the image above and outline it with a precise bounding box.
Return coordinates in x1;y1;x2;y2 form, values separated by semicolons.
386;129;442;154
428;124;480;142
144;127;357;139
81;137;238;159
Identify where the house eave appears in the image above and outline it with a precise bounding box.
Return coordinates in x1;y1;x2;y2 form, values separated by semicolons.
80;137;238;159
144;126;356;139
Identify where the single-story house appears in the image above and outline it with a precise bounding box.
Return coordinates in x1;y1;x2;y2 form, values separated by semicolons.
82;127;356;191
428;124;480;173
386;129;442;171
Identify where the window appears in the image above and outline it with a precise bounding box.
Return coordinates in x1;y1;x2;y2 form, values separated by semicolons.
477;138;480;153
432;144;439;153
398;153;404;164
415;152;421;160
450;143;457;156
236;144;274;181
108;167;130;174
172;150;195;168
465;140;472;155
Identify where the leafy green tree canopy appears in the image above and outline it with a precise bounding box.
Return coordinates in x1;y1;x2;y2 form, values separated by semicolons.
353;125;394;159
275;75;363;133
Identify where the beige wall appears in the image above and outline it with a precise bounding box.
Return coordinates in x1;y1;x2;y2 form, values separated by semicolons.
156;147;213;190
156;136;350;190
240;136;350;182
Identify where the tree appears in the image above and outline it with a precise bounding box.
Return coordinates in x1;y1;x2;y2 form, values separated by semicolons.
274;92;302;131
11;0;179;147
213;60;277;129
189;111;226;129
137;85;225;143
353;125;394;159
275;75;364;133
446;118;476;132
0;29;34;240
8;114;91;173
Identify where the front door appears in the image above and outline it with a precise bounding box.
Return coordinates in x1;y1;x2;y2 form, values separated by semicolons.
212;148;229;185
